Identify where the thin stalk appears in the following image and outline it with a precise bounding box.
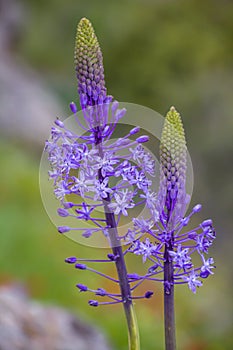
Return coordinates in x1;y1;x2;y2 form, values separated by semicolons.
96;129;140;350
164;233;176;350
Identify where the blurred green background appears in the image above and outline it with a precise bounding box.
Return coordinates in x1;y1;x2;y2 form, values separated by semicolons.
0;0;232;349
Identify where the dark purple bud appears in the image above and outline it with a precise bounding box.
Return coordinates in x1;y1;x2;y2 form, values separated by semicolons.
145;291;154;299
55;119;64;128
63;202;75;209
107;253;118;261
130;126;140;135
181;217;189;226
115;108;126;120
111;100;119;114
164;281;171;294
200;270;210;279
76;283;88;291
65;256;77;264
75;263;87;270
136;135;149;143
188;232;197;239
82;230;92;238
201;219;213;228
57;208;69;217
148;264;159;273
95;288;106;296
103;125;110;136
58;226;70;233
88;300;98;307
80;94;88;107
104;95;113;103
127;273;140;280
70;101;78;113
193;204;202;213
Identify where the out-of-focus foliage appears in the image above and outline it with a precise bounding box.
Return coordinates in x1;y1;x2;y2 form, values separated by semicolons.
1;0;233;349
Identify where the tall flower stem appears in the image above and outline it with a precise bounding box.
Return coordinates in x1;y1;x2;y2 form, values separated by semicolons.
97;134;140;350
164;235;176;350
74;16;140;349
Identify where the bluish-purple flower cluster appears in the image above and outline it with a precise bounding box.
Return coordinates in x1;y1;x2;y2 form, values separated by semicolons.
45;17;215;311
45;99;157;305
125;107;216;294
126;202;215;293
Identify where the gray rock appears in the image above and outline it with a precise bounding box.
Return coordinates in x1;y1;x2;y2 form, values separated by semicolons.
0;0;64;148
0;285;111;350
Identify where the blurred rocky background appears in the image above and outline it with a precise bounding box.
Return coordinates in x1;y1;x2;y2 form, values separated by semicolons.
0;285;110;350
0;0;232;349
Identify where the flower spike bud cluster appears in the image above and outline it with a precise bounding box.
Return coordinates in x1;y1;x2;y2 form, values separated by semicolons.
45;18;156;308
74;18;108;110
129;107;216;293
159;106;188;226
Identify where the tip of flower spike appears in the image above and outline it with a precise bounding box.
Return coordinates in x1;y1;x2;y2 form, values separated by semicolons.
78;17;91;26
164;106;185;140
159;105;187;217
75;17;99;63
75;17;106;109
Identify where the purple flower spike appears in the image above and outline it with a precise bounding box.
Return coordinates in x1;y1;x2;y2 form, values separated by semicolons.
75;18;107;109
46;20;156;327
129;107;215;297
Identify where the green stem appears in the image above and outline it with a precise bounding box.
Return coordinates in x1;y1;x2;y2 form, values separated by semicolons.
125;303;140;350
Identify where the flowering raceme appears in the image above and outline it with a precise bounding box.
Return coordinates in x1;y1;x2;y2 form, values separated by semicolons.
45;16;156;297
127;107;216;294
44;16;216;350
45;17;157;350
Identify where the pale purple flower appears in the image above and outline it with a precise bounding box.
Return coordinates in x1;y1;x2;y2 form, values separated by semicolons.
183;270;203;293
109;189;135;216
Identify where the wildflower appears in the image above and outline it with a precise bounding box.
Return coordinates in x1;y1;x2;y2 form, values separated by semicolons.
128;106;216;350
45;17;155;350
129;107;216;293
